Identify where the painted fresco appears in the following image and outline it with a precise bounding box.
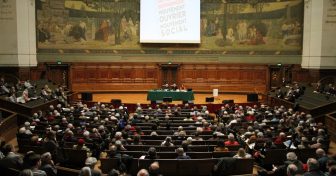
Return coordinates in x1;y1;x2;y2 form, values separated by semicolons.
36;0;303;55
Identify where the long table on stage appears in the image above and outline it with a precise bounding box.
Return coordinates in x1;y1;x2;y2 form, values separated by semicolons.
147;90;194;101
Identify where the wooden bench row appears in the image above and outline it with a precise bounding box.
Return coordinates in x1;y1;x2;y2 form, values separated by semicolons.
117;151;238;159
100;158;254;176
122;144;234;152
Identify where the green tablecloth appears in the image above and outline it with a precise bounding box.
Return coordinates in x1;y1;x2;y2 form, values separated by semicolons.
147;90;194;101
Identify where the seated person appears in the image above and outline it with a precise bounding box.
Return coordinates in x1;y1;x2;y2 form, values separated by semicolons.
148;161;162;176
8;92;17;103
24;80;33;89
314;82;324;93
326;83;336;95
0;144;23;170
180;84;186;91
27;153;47;176
17;88;30;103
233;148;252;158
192;132;204;141
170;83;177;90
73;138;91;157
275;88;285;99
143;147;159;160
162;83;169;89
79;157;102;176
0;76;9;94
268;152;304;175
214;140;229;152
176;147;191;159
40;152;57;176
161;136;174;147
41;88;50;100
225;133;240;146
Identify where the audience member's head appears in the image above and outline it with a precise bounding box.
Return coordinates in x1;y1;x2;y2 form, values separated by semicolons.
40;152;52;165
237;148;247;158
286;152;298;161
176;147;185;156
77;138;85;146
216;140;226;148
137;169;149;176
2;144;14;156
147;147;157;159
148;161;161;176
26;153;42;169
316;148;326;158
307;158;320;172
85;157;98;168
108;169;120;176
329;165;336;176
80;166;91;176
19;169;33;176
287;164;298;176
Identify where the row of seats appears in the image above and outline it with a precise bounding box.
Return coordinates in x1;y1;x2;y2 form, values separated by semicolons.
100;157;254;176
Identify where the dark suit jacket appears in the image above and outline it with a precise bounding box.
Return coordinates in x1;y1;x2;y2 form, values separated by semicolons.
0;152;23;170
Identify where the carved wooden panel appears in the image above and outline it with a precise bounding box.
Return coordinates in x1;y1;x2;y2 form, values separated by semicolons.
179;64;268;93
70;63;159;91
69;63;270;93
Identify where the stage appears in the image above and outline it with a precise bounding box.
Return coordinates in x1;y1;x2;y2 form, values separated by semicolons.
90;92;260;104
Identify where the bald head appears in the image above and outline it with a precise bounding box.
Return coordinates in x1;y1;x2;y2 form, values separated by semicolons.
307;158;320;171
287;164;298;176
286;152;297;161
137;169;149;176
316;148;326;157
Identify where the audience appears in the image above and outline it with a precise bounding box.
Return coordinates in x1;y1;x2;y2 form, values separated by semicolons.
304;158;324;176
2;94;333;176
1;76;69;105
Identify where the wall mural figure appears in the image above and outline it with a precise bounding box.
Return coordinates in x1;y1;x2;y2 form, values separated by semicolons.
36;0;303;55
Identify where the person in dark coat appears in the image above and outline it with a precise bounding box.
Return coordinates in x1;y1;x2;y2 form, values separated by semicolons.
40;152;57;176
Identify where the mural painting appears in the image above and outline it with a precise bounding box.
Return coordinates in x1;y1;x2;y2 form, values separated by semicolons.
36;0;303;55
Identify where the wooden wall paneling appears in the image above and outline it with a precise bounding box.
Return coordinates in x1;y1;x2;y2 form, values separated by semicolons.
178;64;268;93
18;67;31;81
70;63;160;91
68;64;73;90
67;63;272;93
72;70;86;83
145;69;158;83
87;68;97;83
